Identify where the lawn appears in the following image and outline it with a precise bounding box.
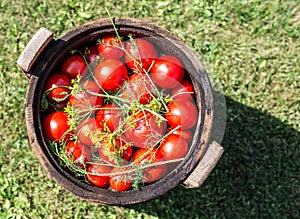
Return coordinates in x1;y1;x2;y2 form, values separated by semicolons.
0;0;299;218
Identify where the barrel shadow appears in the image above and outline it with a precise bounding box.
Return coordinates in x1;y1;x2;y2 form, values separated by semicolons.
129;96;299;218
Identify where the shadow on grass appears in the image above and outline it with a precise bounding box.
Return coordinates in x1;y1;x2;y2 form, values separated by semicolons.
129;96;299;218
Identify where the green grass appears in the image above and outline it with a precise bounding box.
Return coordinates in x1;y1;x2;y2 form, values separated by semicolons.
0;0;299;218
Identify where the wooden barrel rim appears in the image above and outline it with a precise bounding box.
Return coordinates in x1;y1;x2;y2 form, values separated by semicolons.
25;17;214;205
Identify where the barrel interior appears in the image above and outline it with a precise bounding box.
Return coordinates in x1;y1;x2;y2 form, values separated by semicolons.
26;18;213;205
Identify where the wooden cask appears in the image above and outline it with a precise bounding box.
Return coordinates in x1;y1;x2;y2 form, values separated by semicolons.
17;18;223;205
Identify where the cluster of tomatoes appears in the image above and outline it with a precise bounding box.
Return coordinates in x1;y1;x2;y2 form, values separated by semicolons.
42;35;198;191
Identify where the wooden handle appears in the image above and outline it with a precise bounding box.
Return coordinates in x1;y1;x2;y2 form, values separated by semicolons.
183;141;224;188
17;27;53;74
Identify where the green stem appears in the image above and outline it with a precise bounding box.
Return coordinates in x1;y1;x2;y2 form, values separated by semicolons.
85;158;184;177
105;8;122;41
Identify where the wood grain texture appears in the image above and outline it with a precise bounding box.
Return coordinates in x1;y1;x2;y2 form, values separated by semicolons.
21;18;216;205
17;27;53;74
183;141;224;188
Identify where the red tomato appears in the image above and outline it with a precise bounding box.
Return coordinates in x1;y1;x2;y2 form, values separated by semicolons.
122;73;154;104
86;163;111;188
69;93;103;113
109;167;133;191
116;136;134;161
132;148;167;183
44;73;71;103
98;136;133;165
124;111;167;148
122;146;133;161
65;141;91;168
125;38;158;72
165;99;198;130
76;118;101;146
43;111;70;141
132;148;163;164
95;104;122;132
94;59;128;91
98;36;124;59
60;54;87;79
69;81;104;113
150;55;185;89
81;80;101;94
84;45;99;63
171;80;195;100
159;134;188;160
98;147;116;165
167;127;193;144
143;164;168;183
